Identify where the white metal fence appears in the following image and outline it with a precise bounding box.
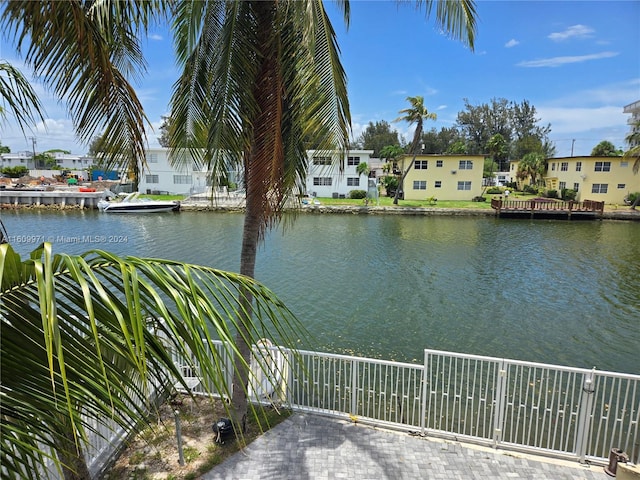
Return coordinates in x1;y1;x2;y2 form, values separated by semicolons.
29;344;640;478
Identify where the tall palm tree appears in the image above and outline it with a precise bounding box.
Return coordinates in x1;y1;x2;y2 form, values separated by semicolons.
168;2;475;428
393;95;437;204
0;1;163;177
1;242;303;480
1;0;477;437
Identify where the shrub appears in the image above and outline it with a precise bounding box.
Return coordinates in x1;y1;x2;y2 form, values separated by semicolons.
349;189;367;199
0;166;29;178
561;188;577;201
545;189;558;199
625;192;639;205
472;196;486;202
523;184;537;194
486;187;502;194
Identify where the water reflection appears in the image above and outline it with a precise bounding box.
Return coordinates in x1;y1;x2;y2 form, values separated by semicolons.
4;210;639;374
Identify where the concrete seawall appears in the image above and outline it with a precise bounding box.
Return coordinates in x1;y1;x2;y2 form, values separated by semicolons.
2;192;638;221
0;190;104;209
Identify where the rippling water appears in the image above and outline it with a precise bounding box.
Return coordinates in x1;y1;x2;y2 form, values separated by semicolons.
3;209;639;374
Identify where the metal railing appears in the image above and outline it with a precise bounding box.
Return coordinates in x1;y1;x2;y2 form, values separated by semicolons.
28;343;639;478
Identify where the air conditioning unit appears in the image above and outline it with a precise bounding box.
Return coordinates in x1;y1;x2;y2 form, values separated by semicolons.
451;170;457;174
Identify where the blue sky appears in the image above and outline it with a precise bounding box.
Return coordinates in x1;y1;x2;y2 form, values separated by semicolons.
1;0;639;157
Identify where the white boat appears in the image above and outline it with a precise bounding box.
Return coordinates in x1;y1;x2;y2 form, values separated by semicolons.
97;192;180;213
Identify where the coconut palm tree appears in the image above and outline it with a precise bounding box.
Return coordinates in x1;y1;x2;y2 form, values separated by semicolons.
623;122;640;209
0;1;163;176
393;96;437;204
1;242;303;479
1;0;477;437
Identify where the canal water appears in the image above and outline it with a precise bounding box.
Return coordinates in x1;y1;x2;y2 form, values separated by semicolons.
3;209;639;374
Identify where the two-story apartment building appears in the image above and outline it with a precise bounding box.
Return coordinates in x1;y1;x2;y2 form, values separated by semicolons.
305;150;374;198
0;151;93;170
396;154;485;201
544;156;639;205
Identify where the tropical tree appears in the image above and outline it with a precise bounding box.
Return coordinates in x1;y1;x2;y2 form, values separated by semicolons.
486;133;508;172
1;242;303;480
356;120;402;157
591;140;622;157
356;161;370;177
393;95;437;204
517;152;546;187
623;122;640;209
0;1;161;180
167;0;476;428
1;0;477;439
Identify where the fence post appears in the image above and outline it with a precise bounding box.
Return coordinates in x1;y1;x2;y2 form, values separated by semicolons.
493;360;507;448
421;350;428;435
575;368;596;463
351;358;359;416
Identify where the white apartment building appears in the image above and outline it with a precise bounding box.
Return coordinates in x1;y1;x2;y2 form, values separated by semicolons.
0;151;92;170
305;149;375;198
624;100;640;149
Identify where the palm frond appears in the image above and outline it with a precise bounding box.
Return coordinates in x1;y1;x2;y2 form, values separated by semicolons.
1;242;306;478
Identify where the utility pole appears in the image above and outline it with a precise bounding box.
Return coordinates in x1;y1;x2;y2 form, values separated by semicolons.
29;136;39;168
570;139;575;157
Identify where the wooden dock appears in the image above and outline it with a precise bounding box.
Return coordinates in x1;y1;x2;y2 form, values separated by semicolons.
491;198;605;220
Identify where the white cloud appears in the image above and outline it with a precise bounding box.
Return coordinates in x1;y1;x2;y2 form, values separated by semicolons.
517;51;618;68
548;24;594;42
505;39;519;48
149;34;163;41
436;105;447;111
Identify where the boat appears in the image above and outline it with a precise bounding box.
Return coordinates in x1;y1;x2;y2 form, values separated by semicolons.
97;192;180;213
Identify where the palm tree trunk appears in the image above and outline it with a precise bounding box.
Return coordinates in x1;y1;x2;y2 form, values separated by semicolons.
231;182;261;432
392;155;417;205
53;417;91;480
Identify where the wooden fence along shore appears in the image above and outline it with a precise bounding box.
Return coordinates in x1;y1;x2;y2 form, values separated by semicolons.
491;198;606;219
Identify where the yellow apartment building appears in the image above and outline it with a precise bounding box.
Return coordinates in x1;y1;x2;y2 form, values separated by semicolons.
544;156;639;205
396;154;485;201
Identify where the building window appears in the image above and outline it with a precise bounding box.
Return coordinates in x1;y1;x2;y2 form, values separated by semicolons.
559;181;566;190
414;160;428;169
148;153;158;163
146;175;159;184
313;156;332;166
591;183;608;194
413;180;426;190
510;163;515;171
173;175;192;184
573;183;579;192
313;177;332;186
56;159;64;164
576;162;582;172
458;160;473;170
561;162;568;171
347;177;359;186
620;161;628;167
434;181;442;188
436;160;443;167
457;181;471;191
594;161;611;172
347;156;360;166
551;163;556;171
617;184;626;189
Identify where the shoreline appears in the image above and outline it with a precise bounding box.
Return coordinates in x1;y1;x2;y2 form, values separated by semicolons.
2;201;639;221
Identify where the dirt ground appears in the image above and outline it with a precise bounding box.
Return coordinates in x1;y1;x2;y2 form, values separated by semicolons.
106;394;289;480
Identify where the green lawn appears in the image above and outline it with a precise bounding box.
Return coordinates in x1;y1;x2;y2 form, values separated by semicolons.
143;192;541;210
315;193;538;209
